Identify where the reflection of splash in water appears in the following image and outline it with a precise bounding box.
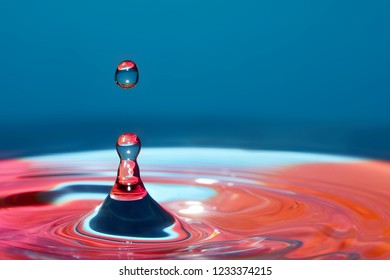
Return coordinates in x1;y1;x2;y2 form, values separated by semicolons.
0;148;389;259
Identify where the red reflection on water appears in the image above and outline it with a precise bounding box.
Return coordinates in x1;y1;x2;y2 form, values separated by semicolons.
0;156;389;259
117;60;136;70
117;133;140;146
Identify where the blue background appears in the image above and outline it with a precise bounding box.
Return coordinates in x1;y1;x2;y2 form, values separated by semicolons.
0;1;389;157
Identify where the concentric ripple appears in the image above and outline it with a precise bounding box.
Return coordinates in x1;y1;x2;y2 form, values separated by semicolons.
0;148;389;259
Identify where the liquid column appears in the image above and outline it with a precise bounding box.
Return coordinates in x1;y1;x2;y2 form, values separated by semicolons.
89;133;175;238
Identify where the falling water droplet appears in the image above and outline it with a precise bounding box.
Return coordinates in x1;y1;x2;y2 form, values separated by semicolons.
115;60;139;89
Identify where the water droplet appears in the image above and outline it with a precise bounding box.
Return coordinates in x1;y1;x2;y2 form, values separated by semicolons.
115;60;139;89
111;133;146;200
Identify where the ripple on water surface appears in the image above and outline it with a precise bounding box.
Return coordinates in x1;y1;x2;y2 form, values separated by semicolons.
0;148;389;259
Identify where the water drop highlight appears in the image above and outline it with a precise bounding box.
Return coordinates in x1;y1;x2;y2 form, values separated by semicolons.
115;60;139;89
